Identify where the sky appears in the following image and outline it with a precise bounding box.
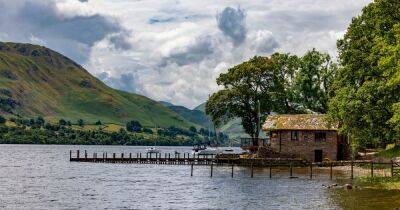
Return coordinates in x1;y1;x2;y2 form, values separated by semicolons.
0;0;372;108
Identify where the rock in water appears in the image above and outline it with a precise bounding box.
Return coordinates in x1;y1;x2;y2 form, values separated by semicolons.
345;184;353;190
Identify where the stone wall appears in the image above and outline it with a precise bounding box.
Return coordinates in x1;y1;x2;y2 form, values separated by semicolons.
269;130;337;162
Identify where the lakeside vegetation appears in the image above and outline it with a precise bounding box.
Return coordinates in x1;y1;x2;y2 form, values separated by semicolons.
0;116;227;146
357;176;400;190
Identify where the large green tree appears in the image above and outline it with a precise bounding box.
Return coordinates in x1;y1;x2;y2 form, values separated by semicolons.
294;49;337;113
328;0;400;148
206;56;275;138
206;51;335;138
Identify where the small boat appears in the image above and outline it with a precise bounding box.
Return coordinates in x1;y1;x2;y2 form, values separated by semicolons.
192;144;207;152
146;147;161;154
197;147;220;156
224;148;234;152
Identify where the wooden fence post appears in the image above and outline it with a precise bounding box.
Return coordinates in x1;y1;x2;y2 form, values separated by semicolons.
289;163;293;177
310;163;313;179
330;162;333;180
391;160;394;177
351;161;354;179
77;150;80;159
371;161;374;177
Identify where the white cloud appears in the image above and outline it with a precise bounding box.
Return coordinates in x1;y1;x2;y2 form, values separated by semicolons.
0;0;372;108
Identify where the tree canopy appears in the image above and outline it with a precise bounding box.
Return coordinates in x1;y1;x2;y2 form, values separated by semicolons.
206;50;336;138
328;0;400;149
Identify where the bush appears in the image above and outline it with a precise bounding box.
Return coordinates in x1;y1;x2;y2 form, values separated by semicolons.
126;120;142;132
0;116;6;124
77;119;84;127
59;119;67;126
95;120;102;125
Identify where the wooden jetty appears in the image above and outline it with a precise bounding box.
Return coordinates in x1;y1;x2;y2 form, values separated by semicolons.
69;150;399;179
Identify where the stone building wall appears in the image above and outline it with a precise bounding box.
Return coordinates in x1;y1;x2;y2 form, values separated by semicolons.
269;130;338;162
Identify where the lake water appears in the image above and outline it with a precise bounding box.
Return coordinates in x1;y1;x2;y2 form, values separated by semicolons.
0;145;399;209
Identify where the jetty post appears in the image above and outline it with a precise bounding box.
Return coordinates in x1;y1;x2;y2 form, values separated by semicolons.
210;162;213;177
191;164;193;177
289;163;293;177
84;150;87;159
69;150;72;160
309;163;313;179
231;164;234;178
251;161;254;178
330;162;333;180
269;164;272;179
77;150;80;159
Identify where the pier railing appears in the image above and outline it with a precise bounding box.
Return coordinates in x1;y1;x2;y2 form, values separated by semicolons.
69;150;400;179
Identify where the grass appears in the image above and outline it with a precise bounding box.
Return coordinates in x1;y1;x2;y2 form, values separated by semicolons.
375;144;400;159
357;176;400;190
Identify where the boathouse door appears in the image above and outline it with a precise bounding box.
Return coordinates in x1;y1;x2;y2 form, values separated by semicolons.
314;150;323;162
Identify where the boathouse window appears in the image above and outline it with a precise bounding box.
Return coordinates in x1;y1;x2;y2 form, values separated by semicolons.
315;132;326;142
291;131;298;141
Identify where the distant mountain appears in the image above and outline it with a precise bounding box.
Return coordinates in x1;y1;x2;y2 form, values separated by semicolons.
193;102;206;112
192;102;249;139
0;42;192;128
160;101;212;128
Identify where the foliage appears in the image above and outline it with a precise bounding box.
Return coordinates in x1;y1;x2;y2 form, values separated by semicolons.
328;0;400;149
0;115;5;124
95;120;102;125
375;145;400;158
294;49;337;113
206;52;337;138
126;120;142;132
77;119;84;127
59;119;67;126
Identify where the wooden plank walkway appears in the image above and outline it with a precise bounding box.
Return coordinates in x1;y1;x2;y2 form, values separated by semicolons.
69;150;400;179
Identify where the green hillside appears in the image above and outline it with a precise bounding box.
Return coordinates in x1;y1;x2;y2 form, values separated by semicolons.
160;101;212;128
0;42;192;128
193;102;248;139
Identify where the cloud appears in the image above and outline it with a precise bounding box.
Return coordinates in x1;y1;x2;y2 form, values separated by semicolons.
216;7;247;45
0;0;129;63
159;35;215;66
0;0;372;108
99;72;139;93
250;30;279;54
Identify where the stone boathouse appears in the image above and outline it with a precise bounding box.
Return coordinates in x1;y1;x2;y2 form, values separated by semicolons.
262;114;348;162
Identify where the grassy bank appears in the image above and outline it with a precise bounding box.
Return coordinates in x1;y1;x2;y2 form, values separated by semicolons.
375;144;400;159
357;176;400;190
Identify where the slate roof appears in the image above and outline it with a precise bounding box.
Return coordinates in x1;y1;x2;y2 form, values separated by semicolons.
262;114;337;131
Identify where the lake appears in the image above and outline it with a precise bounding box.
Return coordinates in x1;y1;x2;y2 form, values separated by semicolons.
0;145;399;209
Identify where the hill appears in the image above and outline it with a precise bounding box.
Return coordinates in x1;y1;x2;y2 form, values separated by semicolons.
193;102;248;139
159;101;212;128
0;42;192;128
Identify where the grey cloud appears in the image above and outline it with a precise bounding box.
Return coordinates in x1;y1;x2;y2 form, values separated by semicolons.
159;36;214;67
0;0;128;63
216;7;247;45
252;31;279;54
99;72;139;93
109;32;132;50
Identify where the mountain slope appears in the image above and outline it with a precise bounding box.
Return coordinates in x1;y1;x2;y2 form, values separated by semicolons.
160;102;212;128
0;42;191;127
194;102;248;139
